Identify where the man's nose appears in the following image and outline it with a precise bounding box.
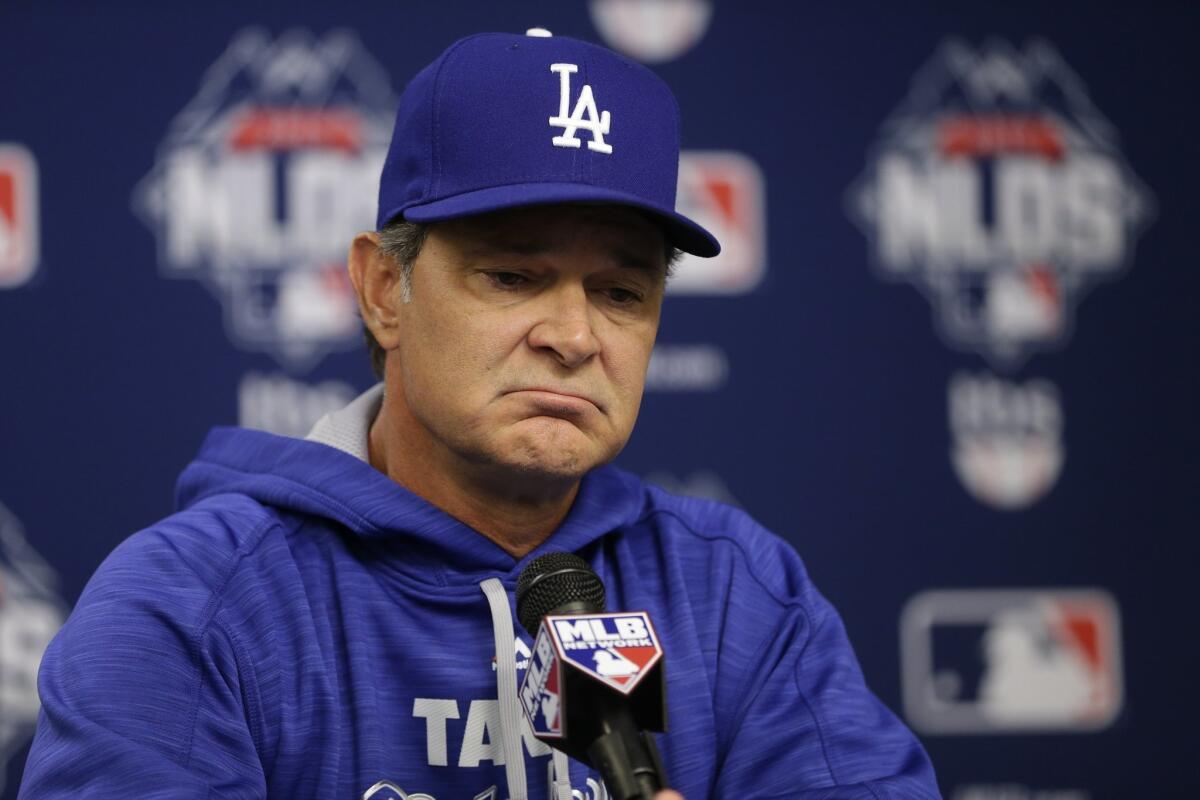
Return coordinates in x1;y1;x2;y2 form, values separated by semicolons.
527;284;601;368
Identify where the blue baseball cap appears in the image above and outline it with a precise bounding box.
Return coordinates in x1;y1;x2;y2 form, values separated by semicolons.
376;30;720;257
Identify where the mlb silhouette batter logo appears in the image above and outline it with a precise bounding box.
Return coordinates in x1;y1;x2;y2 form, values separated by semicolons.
593;648;639;677
670;151;766;295
900;588;1123;733
0;144;39;289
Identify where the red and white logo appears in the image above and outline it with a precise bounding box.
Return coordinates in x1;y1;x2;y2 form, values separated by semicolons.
849;39;1154;367
0;144;39;289
901;588;1123;733
589;0;713;64
671;151;767;295
134;29;396;370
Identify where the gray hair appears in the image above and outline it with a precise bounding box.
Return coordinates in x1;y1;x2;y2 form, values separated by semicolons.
363;215;681;379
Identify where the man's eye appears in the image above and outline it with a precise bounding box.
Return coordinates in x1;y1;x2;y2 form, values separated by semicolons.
487;271;527;288
604;287;642;305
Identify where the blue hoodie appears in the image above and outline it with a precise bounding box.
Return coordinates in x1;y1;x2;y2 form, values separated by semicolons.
20;387;939;799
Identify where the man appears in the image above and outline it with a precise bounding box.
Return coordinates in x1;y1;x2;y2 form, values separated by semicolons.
20;31;939;799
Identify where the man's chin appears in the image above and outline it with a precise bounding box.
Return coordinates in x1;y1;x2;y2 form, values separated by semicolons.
490;419;617;485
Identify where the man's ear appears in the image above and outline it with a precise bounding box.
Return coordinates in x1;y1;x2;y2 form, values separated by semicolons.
348;232;403;350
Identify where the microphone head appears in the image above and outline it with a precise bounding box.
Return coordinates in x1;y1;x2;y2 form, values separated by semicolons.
516;552;606;636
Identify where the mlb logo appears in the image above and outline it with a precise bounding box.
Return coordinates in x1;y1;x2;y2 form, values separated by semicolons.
670;151;766;295
550;611;663;695
900;589;1123;734
0;144;39;288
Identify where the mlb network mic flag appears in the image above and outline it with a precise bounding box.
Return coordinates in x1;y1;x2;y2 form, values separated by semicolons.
520;611;665;743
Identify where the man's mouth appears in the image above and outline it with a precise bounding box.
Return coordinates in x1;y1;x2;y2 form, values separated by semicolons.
508;388;602;416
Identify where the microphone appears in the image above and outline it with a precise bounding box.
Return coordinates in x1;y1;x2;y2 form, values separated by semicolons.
516;553;668;800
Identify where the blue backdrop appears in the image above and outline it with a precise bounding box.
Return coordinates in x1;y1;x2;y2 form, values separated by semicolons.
1;1;1196;797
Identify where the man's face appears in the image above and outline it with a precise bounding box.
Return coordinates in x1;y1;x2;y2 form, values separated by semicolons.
388;204;667;487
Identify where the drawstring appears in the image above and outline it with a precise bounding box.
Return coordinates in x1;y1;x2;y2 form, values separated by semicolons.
481;578;578;800
481;578;529;800
551;750;573;800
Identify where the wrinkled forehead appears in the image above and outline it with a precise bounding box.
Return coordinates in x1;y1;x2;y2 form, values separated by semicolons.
433;203;670;270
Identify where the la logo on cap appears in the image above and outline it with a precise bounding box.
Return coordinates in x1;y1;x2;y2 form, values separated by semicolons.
549;64;613;154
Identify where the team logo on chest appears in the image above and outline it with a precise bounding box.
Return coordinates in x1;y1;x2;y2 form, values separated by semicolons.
549;64;613;154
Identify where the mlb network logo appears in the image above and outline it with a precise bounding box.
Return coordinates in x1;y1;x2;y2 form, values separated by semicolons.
0;144;39;288
900;588;1123;734
521;611;663;740
552;612;662;694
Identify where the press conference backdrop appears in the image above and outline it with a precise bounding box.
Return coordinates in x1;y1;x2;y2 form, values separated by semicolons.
1;1;1196;797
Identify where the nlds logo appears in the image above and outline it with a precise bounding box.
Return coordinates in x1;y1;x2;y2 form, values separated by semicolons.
849;39;1154;366
134;29;396;369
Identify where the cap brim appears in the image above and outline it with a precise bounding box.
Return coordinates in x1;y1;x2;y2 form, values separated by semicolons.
390;183;720;257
